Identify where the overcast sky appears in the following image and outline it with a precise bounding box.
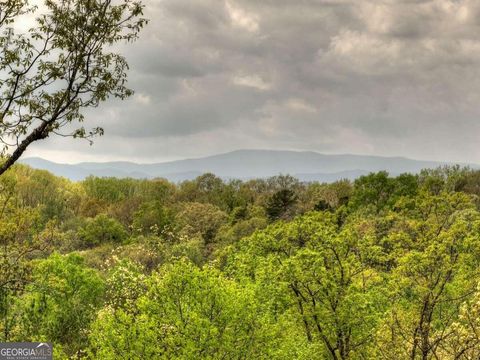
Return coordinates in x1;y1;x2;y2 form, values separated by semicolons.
24;0;480;164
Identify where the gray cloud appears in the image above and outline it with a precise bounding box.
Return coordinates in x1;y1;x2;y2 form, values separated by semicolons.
26;0;480;164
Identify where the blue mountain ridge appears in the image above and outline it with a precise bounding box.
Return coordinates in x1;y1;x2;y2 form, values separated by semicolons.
20;149;476;182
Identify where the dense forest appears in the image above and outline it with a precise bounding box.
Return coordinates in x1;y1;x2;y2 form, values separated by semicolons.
1;164;480;359
5;0;480;359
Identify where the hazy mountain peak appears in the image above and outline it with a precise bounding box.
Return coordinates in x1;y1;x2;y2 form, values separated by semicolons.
20;150;475;182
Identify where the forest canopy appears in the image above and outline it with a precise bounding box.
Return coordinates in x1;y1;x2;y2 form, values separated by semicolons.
1;165;480;359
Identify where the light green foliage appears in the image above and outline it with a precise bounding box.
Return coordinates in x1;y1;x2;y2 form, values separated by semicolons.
3;165;480;358
375;191;480;359
0;173;51;341
13;253;104;357
83;177;137;203
229;212;386;359
15;166;71;221
81;177;176;227
440;283;480;358
176;173;242;211
89;260;274;359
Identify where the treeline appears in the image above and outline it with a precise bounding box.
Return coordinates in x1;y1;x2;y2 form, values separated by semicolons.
3;164;480;358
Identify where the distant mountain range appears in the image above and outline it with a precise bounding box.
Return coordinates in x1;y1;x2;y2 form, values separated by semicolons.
19;149;476;182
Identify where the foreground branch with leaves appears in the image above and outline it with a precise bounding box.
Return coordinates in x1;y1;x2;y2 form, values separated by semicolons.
0;0;146;175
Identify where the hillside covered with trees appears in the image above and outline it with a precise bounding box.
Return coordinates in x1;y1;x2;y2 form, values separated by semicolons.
1;164;480;358
2;1;479;359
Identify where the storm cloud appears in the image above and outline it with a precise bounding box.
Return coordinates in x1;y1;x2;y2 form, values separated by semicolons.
27;0;480;163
